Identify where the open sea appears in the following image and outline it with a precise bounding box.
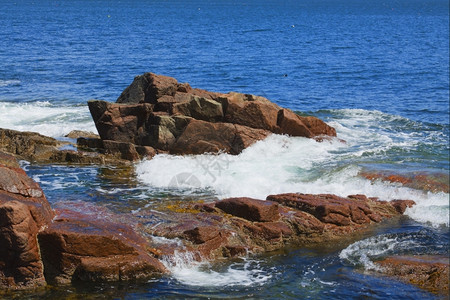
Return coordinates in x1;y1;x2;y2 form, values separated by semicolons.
0;0;449;299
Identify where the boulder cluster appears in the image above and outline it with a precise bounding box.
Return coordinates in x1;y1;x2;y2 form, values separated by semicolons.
0;73;447;297
88;73;336;157
0;150;416;291
0;151;165;290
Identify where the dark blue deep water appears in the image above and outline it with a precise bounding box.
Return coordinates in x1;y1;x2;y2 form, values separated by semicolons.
1;0;449;124
0;0;449;299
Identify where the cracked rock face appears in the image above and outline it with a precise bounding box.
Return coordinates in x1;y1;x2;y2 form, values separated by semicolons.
0;152;51;290
0;151;167;290
88;72;337;157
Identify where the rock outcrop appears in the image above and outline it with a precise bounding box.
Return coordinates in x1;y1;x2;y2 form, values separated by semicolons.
88;72;337;156
0;152;54;289
0;128;154;164
142;194;415;260
375;255;449;297
0;150;419;292
38;209;166;284
0;151;166;290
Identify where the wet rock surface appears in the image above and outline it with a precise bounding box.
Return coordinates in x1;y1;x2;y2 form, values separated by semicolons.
0;152;53;290
38;209;167;284
375;255;449;297
88;72;337;157
0;151;165;290
360;170;450;194
1;148;436;295
143;195;415;260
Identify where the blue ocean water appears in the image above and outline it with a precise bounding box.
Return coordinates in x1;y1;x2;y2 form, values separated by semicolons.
1;0;449;299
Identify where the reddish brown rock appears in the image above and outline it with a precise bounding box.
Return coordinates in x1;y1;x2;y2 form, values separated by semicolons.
38;210;167;284
0;152;54;228
184;226;222;244
215;197;280;222
116;73;182;104
170;120;271;155
140;192;416;270
220;92;280;132
0;151;169;290
288;210;325;235
268;193;366;226
88;72;337;156
102;140;140;161
390;199;416;214
0;201;46;290
375;255;449;296
300;115;337;137
87;101;154;145
0;151;53;290
276;109;314;137
360;170;450;193
172;96;224;122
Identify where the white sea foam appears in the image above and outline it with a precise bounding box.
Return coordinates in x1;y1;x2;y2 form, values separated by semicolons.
339;234;419;271
404;193;450;227
0;101;95;137
136;136;449;227
136;109;449;228
162;251;272;287
0;79;21;87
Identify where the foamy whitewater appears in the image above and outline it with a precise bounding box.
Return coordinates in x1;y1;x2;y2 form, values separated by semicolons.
0;101;95;137
162;251;274;287
339;228;449;271
136;109;449;228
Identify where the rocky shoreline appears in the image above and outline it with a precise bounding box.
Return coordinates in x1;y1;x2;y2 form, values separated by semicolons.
0;73;448;296
0;149;418;291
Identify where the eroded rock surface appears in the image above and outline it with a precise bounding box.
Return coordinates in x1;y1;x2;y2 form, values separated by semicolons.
88;72;337;157
0;150;421;293
375;255;449;297
0;128;153;164
143;195;415;260
38;209;167;284
0;151;165;290
0;152;53;290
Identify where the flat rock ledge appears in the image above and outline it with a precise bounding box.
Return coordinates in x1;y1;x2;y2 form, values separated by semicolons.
0;128;154;164
1;151;419;292
374;255;449;297
87;72;337;158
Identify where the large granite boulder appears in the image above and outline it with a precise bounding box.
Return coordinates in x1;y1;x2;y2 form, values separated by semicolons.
88;72;337;156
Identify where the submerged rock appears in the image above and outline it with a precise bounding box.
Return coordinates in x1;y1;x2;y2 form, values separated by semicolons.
360;170;450;194
88;72;337;157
